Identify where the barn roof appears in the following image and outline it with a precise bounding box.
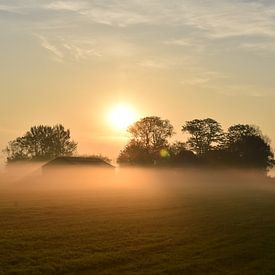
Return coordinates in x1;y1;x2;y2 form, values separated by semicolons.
42;156;114;169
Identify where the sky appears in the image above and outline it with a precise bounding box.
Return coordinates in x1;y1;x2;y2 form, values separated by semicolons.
1;0;275;162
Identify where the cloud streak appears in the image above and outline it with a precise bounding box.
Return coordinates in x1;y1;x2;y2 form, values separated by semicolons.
176;0;275;39
2;0;275;97
35;34;102;62
241;41;275;54
4;1;275;44
45;1;85;12
36;35;64;62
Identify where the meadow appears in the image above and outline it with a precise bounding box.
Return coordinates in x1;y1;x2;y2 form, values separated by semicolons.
1;167;275;274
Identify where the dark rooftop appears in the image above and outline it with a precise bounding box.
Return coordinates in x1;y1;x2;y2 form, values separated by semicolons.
42;156;114;169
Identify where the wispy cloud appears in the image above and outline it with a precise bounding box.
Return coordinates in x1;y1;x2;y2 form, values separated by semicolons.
62;42;101;60
175;0;275;39
2;0;275;34
138;59;172;70
4;1;275;41
44;0;150;27
45;1;85;12
217;84;275;97
240;41;275;54
36;35;64;62
181;70;228;87
3;0;275;76
164;38;193;47
39;0;275;58
35;34;101;62
0;3;26;14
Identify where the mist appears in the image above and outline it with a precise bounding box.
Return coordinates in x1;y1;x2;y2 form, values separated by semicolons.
2;164;275;273
1;164;275;208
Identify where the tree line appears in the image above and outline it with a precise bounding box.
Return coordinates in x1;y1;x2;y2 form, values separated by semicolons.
3;117;275;171
117;117;274;171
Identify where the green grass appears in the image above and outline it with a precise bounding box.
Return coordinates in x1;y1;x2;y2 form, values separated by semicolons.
1;169;275;274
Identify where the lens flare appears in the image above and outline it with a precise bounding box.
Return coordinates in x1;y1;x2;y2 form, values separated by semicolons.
160;149;170;158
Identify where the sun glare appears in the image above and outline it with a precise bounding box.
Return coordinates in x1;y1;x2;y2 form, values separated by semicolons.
108;104;138;131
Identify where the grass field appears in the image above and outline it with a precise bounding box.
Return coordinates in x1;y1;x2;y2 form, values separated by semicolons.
1;168;275;274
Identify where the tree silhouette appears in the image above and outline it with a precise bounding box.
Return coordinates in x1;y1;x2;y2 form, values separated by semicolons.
117;117;274;171
4;125;77;162
227;124;263;144
224;124;274;170
227;135;274;170
118;116;174;165
169;142;198;165
182;118;224;155
128;116;174;151
117;140;154;165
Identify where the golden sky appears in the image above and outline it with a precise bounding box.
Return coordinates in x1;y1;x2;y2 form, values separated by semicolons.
1;0;275;161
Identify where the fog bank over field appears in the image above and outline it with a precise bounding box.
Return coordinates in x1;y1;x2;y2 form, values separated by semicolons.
1;164;275;198
1;165;275;274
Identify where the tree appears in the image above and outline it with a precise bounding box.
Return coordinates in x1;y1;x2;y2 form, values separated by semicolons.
128;116;174;151
224;124;274;170
226;135;274;170
117;116;174;165
169;142;198;165
117;140;154;165
4;124;77;162
182;118;224;155
227;124;262;144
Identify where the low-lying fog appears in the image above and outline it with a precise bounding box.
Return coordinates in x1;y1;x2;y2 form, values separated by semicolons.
2;164;275;274
1;164;275;207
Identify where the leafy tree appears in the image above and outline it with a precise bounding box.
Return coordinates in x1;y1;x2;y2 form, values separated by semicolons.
169;142;197;165
118;116;174;165
117;140;154;165
225;124;274;170
128;116;174;151
117;117;274;171
227;124;262;144
4;125;77;162
182;118;224;155
227;135;274;170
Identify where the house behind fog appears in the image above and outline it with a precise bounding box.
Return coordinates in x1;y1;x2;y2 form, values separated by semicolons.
42;156;114;171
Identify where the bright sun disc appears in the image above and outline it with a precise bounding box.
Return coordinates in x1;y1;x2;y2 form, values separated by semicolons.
108;104;137;131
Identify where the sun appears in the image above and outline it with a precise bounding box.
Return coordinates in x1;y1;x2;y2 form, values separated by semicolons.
108;104;138;131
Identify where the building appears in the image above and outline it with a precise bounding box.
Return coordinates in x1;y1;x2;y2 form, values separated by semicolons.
42;156;114;171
